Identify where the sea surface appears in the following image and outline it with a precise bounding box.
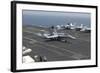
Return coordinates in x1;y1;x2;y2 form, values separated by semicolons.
22;10;91;28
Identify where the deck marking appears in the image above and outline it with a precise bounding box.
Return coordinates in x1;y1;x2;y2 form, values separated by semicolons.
23;36;87;60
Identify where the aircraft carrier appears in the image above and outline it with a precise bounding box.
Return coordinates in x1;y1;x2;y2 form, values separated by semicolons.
22;25;91;63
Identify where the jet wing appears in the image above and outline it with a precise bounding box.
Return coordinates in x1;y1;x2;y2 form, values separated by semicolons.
44;34;58;39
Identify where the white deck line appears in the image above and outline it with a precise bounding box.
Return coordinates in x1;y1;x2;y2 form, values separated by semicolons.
23;36;86;60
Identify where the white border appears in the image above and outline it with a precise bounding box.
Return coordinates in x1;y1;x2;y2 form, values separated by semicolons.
16;4;96;70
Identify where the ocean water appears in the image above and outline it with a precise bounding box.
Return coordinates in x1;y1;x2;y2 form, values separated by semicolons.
22;10;91;28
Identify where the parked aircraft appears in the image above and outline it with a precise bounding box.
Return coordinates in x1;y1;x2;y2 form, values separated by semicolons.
56;23;75;30
75;24;91;32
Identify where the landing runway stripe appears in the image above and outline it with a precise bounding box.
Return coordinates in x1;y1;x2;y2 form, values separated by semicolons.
33;43;64;56
23;31;33;34
24;30;89;42
38;42;85;60
24;30;90;43
24;37;37;42
24;36;86;60
77;38;90;42
24;37;64;56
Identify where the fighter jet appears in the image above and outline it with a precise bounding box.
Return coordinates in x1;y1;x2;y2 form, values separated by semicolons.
75;24;84;31
40;26;76;42
56;23;75;30
80;26;91;33
75;24;91;32
65;23;75;30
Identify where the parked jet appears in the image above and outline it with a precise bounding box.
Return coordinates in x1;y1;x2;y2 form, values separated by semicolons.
65;23;75;29
75;24;84;31
56;23;75;30
75;24;91;32
80;26;91;33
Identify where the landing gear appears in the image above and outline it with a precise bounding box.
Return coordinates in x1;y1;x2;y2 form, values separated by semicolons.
61;39;67;43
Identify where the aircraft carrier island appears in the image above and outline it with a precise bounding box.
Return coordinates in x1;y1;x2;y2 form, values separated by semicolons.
22;25;91;63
